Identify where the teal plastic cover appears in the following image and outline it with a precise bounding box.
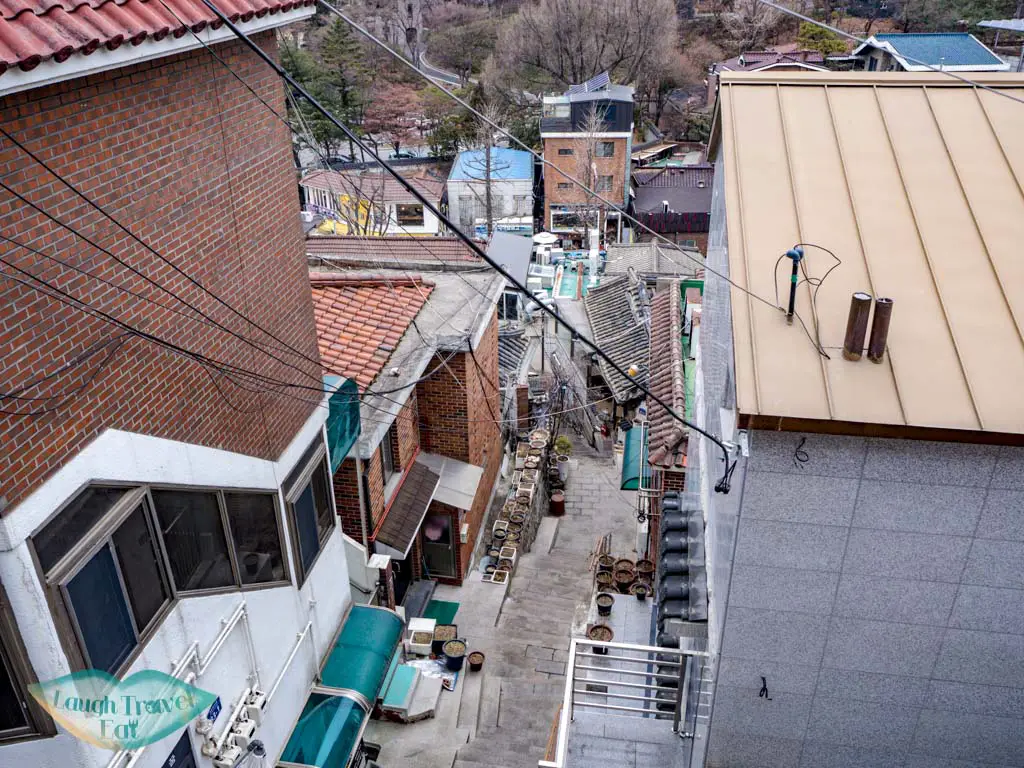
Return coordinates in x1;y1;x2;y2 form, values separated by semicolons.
320;606;403;702
280;693;365;768
620;425;651;491
325;376;360;472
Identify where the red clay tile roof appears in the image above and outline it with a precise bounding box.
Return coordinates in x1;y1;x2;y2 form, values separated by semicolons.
647;281;687;470
307;235;483;265
0;0;313;74
310;274;432;391
300;169;445;204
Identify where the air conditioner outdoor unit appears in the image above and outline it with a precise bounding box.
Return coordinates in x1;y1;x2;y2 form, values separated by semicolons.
460;523;470;544
230;718;257;750
245;689;268;726
213;745;243;768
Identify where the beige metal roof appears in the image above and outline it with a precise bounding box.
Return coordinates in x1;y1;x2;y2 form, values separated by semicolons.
712;72;1024;435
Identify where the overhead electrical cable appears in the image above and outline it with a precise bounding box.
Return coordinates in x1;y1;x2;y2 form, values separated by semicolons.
198;0;737;492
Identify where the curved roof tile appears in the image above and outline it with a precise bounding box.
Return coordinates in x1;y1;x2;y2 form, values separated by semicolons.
0;0;313;72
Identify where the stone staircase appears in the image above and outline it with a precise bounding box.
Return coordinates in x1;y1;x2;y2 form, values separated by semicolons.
453;674;564;768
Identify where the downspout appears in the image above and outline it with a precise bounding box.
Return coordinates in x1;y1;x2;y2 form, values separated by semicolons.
355;456;371;557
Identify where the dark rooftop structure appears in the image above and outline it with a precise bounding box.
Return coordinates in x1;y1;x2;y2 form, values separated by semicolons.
374;460;441;559
632;165;713;217
582;274;650;403
647;281;688;470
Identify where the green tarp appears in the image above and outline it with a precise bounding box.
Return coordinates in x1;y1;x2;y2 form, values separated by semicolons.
320;606;403;702
325;376;360;472
620;426;652;491
279;693;365;768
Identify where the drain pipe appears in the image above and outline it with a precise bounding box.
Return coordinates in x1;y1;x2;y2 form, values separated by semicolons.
268;621;315;702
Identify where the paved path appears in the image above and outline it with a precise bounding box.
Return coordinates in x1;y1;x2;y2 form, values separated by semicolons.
365;447;640;768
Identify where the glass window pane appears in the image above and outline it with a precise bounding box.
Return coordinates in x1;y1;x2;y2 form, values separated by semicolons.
35;487;128;574
66;547;136;674
0;644;28;733
224;493;286;585
152;491;234;591
112;506;169;633
293;486;321;576
312;460;334;541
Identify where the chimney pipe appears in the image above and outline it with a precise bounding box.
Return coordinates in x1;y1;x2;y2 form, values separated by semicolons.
867;298;893;363
842;292;872;361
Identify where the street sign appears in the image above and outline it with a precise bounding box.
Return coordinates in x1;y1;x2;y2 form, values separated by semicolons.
205;697;221;726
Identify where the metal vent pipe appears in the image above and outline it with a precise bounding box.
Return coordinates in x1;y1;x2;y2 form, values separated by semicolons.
868;298;894;363
842;292;872;361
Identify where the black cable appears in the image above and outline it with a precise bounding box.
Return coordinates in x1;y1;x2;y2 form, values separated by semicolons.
1;333;128;401
196;2;738;493
792;437;809;470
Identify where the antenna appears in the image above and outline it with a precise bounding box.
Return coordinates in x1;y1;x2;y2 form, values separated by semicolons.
783;247;804;325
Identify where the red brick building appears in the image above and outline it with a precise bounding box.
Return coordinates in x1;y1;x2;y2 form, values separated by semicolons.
0;3;374;768
311;266;505;600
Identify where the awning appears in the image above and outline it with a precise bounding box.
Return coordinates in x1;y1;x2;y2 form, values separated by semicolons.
416;453;484;511
281;605;404;768
621;424;652;491
320;605;404;704
279;693;366;768
324;376;360;472
374;460;441;559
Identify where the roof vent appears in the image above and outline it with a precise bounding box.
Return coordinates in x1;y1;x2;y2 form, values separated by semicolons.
867;298;893;363
662;200;670;213
697;180;706;188
842;292;872;361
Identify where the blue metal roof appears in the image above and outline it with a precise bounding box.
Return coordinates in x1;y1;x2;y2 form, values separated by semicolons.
873;33;1004;67
449;149;533;182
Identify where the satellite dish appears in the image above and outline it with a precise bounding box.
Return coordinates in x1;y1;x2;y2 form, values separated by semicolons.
533;231;559;244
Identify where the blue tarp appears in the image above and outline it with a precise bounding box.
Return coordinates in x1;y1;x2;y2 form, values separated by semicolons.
621;425;652;491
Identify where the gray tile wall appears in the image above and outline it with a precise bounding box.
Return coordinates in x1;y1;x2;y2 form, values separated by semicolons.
707;432;1024;768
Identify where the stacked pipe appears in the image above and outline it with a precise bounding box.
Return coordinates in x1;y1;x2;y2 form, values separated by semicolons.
842;293;894;363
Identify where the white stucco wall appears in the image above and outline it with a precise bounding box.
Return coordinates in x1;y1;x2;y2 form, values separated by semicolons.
0;406;353;768
447;178;533;234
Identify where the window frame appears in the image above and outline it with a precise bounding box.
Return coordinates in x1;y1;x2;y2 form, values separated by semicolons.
32;482;290;677
0;581;56;744
556;182;572;190
284;442;337;587
380;423;399;484
596;141;615;157
557;148;574;156
596;175;615;192
394;203;425;227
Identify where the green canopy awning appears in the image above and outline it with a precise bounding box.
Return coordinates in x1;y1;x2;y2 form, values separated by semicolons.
279;692;366;768
620;425;652;491
325;376;360;473
320;606;404;704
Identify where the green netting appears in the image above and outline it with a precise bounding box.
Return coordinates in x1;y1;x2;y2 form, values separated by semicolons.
280;693;365;768
325;376;360;472
620;426;651;491
320;606;403;702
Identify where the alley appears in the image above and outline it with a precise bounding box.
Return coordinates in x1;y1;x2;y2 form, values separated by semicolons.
364;446;640;768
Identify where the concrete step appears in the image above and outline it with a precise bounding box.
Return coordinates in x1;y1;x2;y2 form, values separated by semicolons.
456;664;484;734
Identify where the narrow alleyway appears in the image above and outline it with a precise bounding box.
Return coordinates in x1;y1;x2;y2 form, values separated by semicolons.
364;444;640;768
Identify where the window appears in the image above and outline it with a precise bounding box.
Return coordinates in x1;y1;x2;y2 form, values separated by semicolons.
596;141;615;157
868;57;878;72
557;148;574;156
285;440;336;585
557;182;572;190
0;580;54;743
34;484;287;675
395;203;424;227
681;239;697;248
596;175;614;192
381;423;399;483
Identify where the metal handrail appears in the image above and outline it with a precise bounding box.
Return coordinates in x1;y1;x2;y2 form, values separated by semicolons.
539;637;708;768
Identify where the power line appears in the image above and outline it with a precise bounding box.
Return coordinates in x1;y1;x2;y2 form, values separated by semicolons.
200;0;736;492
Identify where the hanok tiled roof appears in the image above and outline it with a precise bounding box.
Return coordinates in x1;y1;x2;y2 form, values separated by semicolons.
583;274;649;403
0;0;313;74
307;235;483;266
713;50;827;73
647;281;686;470
604;243;703;277
300;169;445;204
309;275;432;390
498;327;529;385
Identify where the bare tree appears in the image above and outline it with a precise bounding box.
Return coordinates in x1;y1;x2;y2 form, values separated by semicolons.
494;0;679;90
458;104;513;237
572;105;606;250
724;0;782;50
326;172;392;236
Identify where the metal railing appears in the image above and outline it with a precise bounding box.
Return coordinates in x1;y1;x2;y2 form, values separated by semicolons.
539;638;711;768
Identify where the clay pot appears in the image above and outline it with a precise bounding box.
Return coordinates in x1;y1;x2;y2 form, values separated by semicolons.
596;571;613;588
597;554;616;573
615;558;635;573
510;512;527;525
588;624;614;654
468;651;485;672
549;491;565;517
596;593;614;617
614;569;635;593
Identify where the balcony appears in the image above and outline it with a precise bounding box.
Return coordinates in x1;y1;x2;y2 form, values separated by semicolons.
539;638;713;768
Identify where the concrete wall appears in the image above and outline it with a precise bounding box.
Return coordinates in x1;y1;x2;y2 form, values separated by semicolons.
708;431;1024;767
448;178;533;235
0;410;353;768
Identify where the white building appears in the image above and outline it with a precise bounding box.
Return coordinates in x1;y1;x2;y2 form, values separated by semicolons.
446;148;534;237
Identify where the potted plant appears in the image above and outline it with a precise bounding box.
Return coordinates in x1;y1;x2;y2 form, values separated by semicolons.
442;639;467;671
587;624;614;654
554;435;573;456
468;651;486;672
630;582;650;602
596;593;614;617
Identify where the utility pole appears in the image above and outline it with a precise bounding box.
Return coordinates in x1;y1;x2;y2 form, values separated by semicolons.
484;132;494;239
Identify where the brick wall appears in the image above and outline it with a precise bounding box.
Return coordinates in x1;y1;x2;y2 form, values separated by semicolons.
0;33;321;512
333;458;363;540
416;353;469;461
362;393;421;534
543;136;629;209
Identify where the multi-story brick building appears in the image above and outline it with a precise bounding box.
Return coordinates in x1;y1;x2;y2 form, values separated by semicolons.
310;262;505;603
540;73;634;245
0;3;402;768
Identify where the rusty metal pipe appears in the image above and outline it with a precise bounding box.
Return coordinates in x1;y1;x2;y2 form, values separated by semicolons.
842;292;872;361
868;298;893;363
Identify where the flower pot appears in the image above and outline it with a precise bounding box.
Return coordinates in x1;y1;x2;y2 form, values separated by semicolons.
557;454;570;481
596;593;614;617
630;583;649;602
614;569;634;594
587;624;613;654
442;640;467;671
468;651;485;672
549;491;565;517
595;571;613;588
636;559;655;578
530;429;550;443
432;624;457;655
530;439;547;450
510;512;526;525
597;554;616;573
615;558;635;573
